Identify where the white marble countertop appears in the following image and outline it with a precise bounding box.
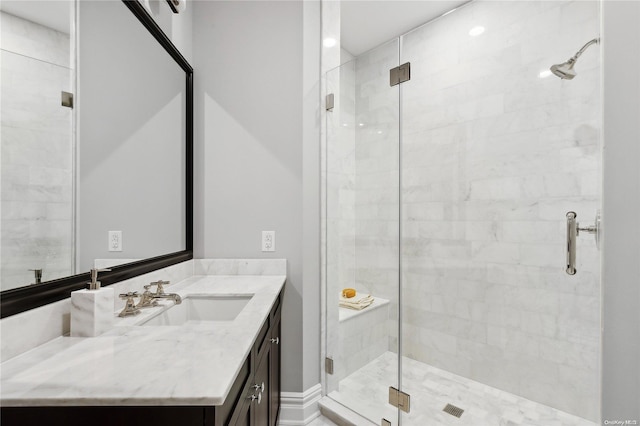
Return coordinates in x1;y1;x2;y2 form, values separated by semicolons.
0;274;285;407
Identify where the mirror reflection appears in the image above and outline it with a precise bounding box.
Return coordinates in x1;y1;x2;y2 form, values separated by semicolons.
1;1;74;290
0;0;186;292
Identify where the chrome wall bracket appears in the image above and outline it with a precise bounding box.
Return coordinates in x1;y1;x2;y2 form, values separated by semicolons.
565;210;601;275
388;386;410;413
390;63;411;86
61;91;73;108
325;357;334;375
325;93;334;111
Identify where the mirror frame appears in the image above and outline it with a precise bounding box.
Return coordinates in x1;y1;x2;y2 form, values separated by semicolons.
0;0;193;319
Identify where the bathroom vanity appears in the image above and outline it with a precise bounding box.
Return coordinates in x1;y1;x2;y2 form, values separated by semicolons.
0;274;284;426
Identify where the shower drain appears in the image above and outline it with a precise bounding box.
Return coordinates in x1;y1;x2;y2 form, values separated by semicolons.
443;403;464;418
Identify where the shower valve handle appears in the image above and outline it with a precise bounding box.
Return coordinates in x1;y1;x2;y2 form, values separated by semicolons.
565;211;600;275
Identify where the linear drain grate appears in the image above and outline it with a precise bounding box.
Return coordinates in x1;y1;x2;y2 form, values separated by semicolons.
443;403;464;418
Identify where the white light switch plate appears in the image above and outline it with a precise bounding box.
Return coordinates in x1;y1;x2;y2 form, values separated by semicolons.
262;231;275;252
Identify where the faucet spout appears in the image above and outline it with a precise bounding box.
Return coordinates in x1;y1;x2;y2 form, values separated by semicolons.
152;293;182;304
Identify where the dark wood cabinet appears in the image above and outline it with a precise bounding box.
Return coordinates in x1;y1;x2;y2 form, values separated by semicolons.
1;289;283;426
236;288;281;426
269;314;281;426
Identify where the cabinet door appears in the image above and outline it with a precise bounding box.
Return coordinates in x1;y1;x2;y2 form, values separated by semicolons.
231;399;251;426
269;316;281;426
253;348;270;426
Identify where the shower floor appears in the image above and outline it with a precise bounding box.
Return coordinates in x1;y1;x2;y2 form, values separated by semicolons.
328;352;596;426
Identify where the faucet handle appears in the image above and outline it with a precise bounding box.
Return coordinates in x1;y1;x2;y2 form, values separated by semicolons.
119;291;139;300
118;292;141;317
148;280;169;294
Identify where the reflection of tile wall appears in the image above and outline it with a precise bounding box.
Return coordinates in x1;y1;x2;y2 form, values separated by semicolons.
1;12;73;290
399;1;600;420
325;60;356;393
353;41;400;353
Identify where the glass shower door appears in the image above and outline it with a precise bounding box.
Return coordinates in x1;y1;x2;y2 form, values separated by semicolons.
398;1;602;425
325;38;401;425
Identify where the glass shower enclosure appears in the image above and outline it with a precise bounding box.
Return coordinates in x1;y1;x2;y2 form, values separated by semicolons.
324;1;601;425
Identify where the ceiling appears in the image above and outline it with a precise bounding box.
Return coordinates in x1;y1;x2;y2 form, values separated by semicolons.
341;0;469;56
0;0;71;34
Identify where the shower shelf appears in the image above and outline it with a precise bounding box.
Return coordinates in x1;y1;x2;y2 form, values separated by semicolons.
338;296;389;322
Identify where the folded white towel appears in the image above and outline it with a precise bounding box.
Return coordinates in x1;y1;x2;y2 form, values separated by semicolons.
339;291;372;304
339;291;374;310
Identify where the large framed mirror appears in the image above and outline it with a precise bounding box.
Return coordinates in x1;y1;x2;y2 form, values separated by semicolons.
0;0;193;318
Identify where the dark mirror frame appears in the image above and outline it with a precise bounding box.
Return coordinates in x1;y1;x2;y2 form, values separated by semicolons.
0;0;193;319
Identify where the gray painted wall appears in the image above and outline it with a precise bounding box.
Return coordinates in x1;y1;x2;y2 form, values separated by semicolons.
602;1;640;422
302;0;322;392
193;0;320;393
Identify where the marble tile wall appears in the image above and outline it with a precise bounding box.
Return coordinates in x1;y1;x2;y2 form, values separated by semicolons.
335;300;389;383
325;59;356;394
1;12;74;290
325;0;601;421
319;0;342;396
401;0;600;420
353;40;400;352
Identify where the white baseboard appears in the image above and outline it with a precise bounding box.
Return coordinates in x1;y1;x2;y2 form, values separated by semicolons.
278;383;322;425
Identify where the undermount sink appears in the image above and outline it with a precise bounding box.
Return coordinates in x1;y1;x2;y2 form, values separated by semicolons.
140;295;253;326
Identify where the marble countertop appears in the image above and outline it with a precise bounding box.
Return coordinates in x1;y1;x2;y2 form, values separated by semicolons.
0;274;285;407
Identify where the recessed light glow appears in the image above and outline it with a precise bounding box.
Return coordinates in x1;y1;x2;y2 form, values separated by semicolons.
469;26;485;37
358;123;365;127
323;37;337;48
342;123;348;127
539;69;552;79
377;130;383;135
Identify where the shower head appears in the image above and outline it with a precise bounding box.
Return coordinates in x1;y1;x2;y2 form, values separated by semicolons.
550;38;599;80
550;58;577;80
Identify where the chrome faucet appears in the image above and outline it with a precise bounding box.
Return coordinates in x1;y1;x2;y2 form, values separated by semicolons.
29;269;43;285
119;292;141;317
136;284;160;308
148;280;182;305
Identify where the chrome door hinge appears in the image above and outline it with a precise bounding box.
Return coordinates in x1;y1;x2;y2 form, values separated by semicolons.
325;93;335;111
389;386;410;413
389;62;410;87
61;91;73;108
325;357;334;375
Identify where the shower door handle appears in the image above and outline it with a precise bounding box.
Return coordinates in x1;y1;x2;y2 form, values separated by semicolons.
566;212;578;275
565;211;600;275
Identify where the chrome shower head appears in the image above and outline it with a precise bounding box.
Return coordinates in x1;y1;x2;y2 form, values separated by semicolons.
550;58;577;80
550;38;599;80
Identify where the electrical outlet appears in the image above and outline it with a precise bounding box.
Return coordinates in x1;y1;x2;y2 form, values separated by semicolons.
262;231;275;252
109;231;122;252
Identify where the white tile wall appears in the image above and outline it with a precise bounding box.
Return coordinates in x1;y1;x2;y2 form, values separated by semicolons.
399;1;600;420
335;298;389;383
1;12;74;290
325;0;600;421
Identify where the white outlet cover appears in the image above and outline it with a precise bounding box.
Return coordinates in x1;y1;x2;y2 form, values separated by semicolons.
262;231;275;252
109;230;122;252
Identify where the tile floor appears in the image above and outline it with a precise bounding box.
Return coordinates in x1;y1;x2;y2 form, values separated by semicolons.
328;352;597;426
